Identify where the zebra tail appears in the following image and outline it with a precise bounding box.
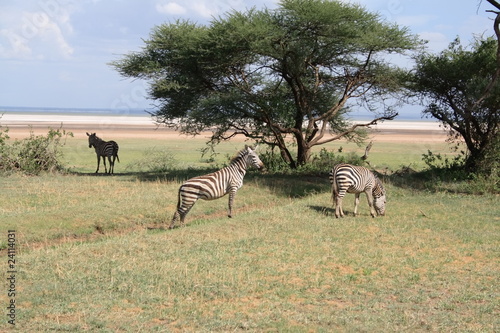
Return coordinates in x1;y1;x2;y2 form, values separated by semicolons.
332;177;337;203
329;169;338;203
113;142;120;162
176;185;182;210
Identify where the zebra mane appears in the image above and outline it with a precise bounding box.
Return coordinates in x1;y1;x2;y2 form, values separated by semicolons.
229;146;254;165
374;176;386;194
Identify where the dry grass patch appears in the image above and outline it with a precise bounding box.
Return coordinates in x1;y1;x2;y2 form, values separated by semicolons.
0;135;498;331
6;186;498;332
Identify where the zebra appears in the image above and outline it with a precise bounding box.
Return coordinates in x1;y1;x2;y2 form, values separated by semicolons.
169;145;264;229
329;163;386;218
86;132;120;174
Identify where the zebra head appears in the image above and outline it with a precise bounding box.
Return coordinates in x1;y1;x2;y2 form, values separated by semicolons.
86;132;98;148
245;145;265;170
373;178;386;216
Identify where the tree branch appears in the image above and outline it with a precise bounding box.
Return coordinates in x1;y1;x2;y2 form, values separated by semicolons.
474;5;500;108
486;0;500;11
314;113;398;145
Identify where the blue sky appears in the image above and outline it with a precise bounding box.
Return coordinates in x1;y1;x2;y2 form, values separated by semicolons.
0;0;496;111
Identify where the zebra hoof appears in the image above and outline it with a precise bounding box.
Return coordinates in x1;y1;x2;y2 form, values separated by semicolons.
228;215;232;218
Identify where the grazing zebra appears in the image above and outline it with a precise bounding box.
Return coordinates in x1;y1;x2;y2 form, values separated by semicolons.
86;132;120;174
169;145;264;229
329;163;386;218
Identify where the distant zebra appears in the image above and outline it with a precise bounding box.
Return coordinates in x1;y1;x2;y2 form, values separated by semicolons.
329;164;386;218
86;132;120;174
169;145;264;229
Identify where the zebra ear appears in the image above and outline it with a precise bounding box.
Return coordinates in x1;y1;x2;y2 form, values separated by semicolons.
247;145;258;152
86;132;90;136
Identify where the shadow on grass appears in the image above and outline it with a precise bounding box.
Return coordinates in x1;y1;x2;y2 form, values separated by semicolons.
69;169;332;198
250;173;330;198
308;205;336;217
73;166;492;198
377;165;498;194
381;168;472;194
69;167;218;183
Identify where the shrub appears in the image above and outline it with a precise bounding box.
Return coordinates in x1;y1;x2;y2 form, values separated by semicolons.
126;147;178;173
258;149;291;174
420;148;499;194
260;147;366;175
304;148;365;174
0;126;73;175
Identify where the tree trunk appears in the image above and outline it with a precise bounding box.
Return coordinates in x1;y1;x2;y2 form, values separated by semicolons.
296;144;312;167
294;131;312;167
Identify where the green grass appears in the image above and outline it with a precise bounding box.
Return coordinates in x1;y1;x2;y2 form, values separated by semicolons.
62;135;249;173
0;137;498;332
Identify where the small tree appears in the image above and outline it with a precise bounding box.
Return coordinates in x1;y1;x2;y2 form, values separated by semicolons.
410;0;500;175
412;37;500;173
112;0;421;168
0;126;73;175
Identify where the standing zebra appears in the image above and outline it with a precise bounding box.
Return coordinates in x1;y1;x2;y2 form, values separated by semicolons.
329;163;386;218
169;145;264;229
86;132;120;174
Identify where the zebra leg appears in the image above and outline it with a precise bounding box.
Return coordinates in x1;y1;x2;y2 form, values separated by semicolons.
95;155;101;173
108;156;114;174
228;188;237;218
169;211;180;229
365;190;376;218
169;192;197;229
354;193;361;216
335;194;344;218
169;205;193;229
103;156;108;174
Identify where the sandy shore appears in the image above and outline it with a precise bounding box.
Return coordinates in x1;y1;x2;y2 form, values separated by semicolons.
0;113;448;142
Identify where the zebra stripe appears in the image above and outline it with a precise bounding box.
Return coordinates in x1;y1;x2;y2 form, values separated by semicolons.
169;145;264;229
86;132;120;174
329;163;386;218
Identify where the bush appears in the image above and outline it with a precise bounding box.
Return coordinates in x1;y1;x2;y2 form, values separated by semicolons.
304;148;365;174
0;126;73;175
258;149;291;174
125;147;178;173
421;149;469;179
477;133;499;178
260;147;366;175
420;148;499;194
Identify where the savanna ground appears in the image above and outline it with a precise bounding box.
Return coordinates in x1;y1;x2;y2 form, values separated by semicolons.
0;121;498;332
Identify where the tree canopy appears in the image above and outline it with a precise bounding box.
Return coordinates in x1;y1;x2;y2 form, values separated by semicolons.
112;0;422;167
411;1;500;175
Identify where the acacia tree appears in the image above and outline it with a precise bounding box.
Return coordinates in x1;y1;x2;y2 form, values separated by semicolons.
411;0;500;173
112;0;421;168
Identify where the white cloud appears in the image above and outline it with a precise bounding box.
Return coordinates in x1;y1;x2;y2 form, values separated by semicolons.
418;31;449;52
25;11;74;59
155;0;251;20
0;3;75;60
0;29;32;58
460;15;493;39
396;15;436;28
156;2;187;15
191;2;216;18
